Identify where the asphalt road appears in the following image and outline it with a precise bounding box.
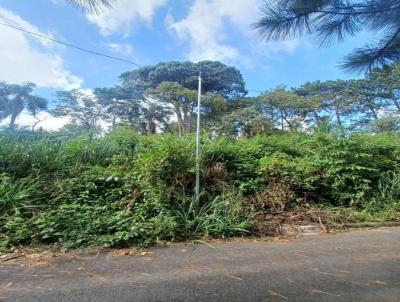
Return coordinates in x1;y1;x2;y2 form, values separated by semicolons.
1;228;400;302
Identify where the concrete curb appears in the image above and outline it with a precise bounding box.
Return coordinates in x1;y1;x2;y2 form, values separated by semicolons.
342;221;400;228
281;224;321;236
281;221;400;237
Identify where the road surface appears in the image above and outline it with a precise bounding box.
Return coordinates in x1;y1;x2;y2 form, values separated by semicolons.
1;227;400;301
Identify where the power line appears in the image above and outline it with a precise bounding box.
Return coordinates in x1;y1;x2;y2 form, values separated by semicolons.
0;21;267;92
0;21;141;66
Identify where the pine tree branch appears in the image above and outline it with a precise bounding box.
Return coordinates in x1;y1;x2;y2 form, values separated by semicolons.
341;28;400;72
67;0;113;13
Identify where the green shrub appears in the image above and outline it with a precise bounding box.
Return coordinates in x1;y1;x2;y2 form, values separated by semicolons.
1;129;400;251
258;133;396;206
134;135;196;199
363;172;400;218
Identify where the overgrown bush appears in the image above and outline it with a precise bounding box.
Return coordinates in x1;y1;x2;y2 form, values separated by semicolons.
362;172;400;220
1;128;399;251
169;191;254;240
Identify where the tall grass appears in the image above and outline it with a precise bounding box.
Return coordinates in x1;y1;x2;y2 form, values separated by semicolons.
0;174;43;251
170;191;254;240
375;172;400;205
0;129;400;251
362;172;400;220
0;174;41;212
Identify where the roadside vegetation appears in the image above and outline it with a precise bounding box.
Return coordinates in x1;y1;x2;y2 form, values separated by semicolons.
2;44;400;252
1;128;399;252
2;61;400;252
1;0;400;254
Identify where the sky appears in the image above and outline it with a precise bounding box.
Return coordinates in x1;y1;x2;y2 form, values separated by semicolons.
0;0;371;129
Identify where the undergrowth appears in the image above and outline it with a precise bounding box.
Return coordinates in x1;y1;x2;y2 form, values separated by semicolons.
1;128;399;251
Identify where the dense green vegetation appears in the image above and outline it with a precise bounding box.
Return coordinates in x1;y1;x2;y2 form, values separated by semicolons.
1;0;400;254
1;128;399;251
2;58;400;252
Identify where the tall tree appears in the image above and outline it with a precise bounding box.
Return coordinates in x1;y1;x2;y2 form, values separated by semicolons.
146;82;198;135
120;61;247;100
368;64;400;113
52;90;104;130
139;102;171;134
297;80;355;130
201;93;230;131
319;80;355;130
295;82;330;128
345;79;390;127
221;107;274;137
259;86;309;131
94;86;142;128
254;0;400;72
0;82;47;130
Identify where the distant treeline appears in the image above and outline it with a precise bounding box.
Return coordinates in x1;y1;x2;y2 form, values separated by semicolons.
1;61;400;135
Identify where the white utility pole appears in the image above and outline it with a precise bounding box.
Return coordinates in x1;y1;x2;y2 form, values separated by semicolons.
195;73;202;201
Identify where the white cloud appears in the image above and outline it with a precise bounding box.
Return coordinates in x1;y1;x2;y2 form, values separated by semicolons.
0;7;82;89
168;0;300;64
107;43;133;55
87;0;167;35
0;111;70;131
168;0;262;62
250;39;300;59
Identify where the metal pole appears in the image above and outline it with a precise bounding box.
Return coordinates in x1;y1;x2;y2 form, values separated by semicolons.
195;73;202;201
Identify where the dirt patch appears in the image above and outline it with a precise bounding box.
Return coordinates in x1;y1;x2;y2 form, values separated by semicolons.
255;204;400;237
255;207;325;236
1;250;60;267
0;245;158;267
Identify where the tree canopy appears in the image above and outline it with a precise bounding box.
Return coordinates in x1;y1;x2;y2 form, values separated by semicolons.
52;90;103;130
2;60;400;136
120;61;247;99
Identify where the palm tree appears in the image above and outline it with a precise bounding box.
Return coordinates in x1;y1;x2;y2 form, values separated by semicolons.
254;0;400;72
0;82;47;130
68;0;113;13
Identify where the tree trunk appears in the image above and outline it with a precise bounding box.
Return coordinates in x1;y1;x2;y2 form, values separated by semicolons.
183;111;190;133
175;108;184;136
148;120;156;134
313;111;321;127
282;116;294;132
112;115;117;127
368;106;378;120
335;109;344;131
31;117;42;131
392;97;400;113
9;100;24;130
9;112;17;130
